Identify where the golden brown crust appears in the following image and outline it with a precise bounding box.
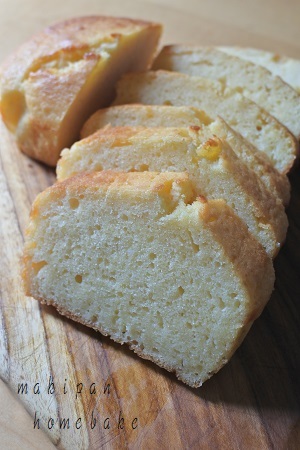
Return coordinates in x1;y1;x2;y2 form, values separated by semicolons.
17;57;97;165
1;16;162;90
0;16;162;166
200;199;274;319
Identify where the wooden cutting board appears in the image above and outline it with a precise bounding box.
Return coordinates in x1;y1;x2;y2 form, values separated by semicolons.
1;1;300;448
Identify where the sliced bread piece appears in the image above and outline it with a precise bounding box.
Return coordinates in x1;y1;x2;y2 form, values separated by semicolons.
23;170;275;387
81;104;213;138
219;46;300;94
0;16;162;166
113;71;297;174
81;104;290;205
57;126;288;257
209;117;290;206
153;45;300;141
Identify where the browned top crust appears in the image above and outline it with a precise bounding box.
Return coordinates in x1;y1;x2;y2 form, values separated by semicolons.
1;16;161;90
0;16;162;166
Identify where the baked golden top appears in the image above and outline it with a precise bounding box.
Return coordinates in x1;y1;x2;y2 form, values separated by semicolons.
0;16;162;165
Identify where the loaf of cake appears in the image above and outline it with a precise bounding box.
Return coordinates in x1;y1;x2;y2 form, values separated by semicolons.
81;104;290;205
153;45;300;140
22;170;275;387
219;46;300;94
57;126;288;257
0;16;162;166
114;70;297;173
6;14;292;388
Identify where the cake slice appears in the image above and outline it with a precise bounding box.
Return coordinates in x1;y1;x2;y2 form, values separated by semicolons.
23;170;275;387
57;126;288;257
0;16;162;166
81;104;290;205
81;103;214;137
113;70;297;174
153;45;300;140
218;46;300;94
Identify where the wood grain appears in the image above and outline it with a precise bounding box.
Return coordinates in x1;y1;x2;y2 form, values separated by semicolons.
0;379;56;450
0;0;300;448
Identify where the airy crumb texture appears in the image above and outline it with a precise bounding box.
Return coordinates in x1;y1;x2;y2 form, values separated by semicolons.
0;16;162;166
114;70;297;173
57;126;288;258
219;46;300;94
153;45;300;140
80;104;290;205
23;171;274;387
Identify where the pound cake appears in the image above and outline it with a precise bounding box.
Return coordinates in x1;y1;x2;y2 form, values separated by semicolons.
219;46;300;94
22;170;275;387
153;45;300;140
81;104;290;205
0;16;162;166
81;103;214;137
114;70;297;173
57;126;288;257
